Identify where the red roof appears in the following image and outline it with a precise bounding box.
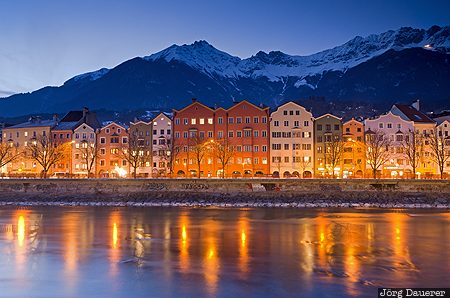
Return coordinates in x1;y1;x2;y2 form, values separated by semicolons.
394;104;435;123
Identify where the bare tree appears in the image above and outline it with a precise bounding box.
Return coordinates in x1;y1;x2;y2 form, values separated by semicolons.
189;135;207;178
403;129;423;179
428;129;450;179
27;135;65;178
296;153;312;178
325;135;344;178
0;142;21;171
156;136;180;177
213;138;235;178
77;139;98;178
119;134;150;179
366;130;391;179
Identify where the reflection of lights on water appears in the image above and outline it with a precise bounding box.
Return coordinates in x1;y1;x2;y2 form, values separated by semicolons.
320;232;325;243
208;249;214;259
18;215;25;247
241;230;246;245
182;225;187;242
113;223;118;249
396;227;400;240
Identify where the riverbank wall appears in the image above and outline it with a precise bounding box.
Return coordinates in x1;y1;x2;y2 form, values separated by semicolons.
0;179;449;208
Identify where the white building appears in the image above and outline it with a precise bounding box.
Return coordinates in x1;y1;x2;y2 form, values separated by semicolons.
390;101;437;177
364;111;414;178
436;120;450;177
151;113;172;177
270;102;314;178
72;123;97;177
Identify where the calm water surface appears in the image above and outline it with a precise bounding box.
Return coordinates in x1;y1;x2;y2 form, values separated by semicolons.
0;206;449;297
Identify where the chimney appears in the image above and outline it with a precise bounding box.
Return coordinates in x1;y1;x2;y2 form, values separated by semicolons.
412;100;420;111
191;98;197;103
83;107;89;117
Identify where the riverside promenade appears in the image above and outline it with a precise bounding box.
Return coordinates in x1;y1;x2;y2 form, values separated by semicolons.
0;178;449;208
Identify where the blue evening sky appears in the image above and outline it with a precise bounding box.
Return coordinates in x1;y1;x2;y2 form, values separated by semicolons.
0;0;449;96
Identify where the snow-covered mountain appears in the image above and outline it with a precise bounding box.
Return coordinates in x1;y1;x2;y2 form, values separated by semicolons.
1;25;449;118
143;25;449;84
73;25;449;86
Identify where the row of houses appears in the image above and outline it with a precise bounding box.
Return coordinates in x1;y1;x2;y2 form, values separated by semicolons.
1;99;449;178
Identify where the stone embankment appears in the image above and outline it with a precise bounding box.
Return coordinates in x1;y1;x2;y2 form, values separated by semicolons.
0;178;449;208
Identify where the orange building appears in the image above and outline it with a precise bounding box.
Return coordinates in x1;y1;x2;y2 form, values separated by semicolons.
342;119;366;178
173;99;216;177
97;122;129;178
225;101;270;177
172;99;270;178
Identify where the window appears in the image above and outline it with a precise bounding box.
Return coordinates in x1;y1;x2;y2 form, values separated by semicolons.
183;132;188;138
262;158;268;164
289;111;293;116
236;131;242;137
274;120;279;127
357;127;362;132
254;130;259;137
317;125;322;131
175;119;180;125
111;137;119;144
379;123;384;129
262;117;267;123
262;145;267;152
346;128;350;133
208;131;213;138
317;146;323;153
245;117;250;124
302;144;311;150
283;111;288;115
218;131;223;138
284;156;289;163
236;117;242;124
244;130;251;137
218;117;223;124
262;130;267;137
100;148;106;155
334;124;339;131
184;118;188;125
228;117;234;124
199;118;205;125
272;144;281;150
117;128;121;133
317;136;323;142
302;132;311;138
387;123;392;129
304;121;309;127
284;144;289;150
153;130;157;135
284;121;289;127
122;137;128;143
208;118;213;124
228;131;234;138
254;145;259;152
244;145;252;152
191;118;196;125
253;117;259;123
100;137;106;144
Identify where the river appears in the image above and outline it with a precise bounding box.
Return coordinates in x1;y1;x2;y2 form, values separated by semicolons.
0;207;449;297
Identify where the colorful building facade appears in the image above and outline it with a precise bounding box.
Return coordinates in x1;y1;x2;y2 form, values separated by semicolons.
270;101;314;178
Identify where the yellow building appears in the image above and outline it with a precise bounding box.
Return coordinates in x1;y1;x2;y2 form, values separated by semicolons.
1;116;57;177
